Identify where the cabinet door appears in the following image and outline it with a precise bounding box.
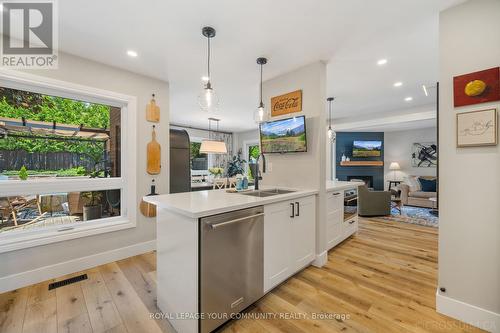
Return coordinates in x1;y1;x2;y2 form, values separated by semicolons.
326;191;344;250
291;196;316;272
264;201;294;292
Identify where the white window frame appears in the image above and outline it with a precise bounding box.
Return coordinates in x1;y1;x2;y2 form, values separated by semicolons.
243;139;260;173
0;69;137;253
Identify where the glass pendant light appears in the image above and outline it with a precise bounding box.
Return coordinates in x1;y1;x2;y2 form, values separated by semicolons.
327;97;336;143
254;57;269;123
200;118;227;154
198;27;219;112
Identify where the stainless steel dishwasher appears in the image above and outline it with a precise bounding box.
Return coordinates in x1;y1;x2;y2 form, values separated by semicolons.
200;206;264;333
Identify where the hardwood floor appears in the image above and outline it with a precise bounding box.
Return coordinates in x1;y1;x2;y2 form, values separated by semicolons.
0;218;485;333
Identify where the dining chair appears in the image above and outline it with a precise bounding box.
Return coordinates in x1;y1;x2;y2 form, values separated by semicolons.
213;179;226;190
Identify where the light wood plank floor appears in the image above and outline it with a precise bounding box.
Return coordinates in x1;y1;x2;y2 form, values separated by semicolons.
0;218;485;333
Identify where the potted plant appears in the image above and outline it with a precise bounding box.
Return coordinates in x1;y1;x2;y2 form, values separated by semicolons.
81;191;103;221
209;167;224;179
226;153;246;177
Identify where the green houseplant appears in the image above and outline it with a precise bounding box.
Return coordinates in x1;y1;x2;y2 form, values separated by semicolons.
226;153;246;177
80;191;103;221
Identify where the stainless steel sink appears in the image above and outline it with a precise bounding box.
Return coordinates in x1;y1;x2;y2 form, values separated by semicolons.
238;188;296;197
261;188;296;195
239;191;277;197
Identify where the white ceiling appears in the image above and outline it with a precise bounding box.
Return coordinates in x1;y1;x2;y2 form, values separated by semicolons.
54;0;462;132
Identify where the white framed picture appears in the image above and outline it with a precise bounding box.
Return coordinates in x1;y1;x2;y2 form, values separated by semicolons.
456;108;498;147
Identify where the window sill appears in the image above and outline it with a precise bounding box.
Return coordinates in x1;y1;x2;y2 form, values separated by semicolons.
0;218;135;253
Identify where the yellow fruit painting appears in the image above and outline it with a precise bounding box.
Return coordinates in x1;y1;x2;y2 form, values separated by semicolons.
464;80;486;97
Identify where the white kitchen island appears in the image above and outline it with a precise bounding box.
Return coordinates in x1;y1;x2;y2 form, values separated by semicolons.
325;180;364;251
144;187;318;333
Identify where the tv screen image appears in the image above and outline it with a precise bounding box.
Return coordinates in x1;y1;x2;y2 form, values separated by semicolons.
352;140;382;157
259;116;307;153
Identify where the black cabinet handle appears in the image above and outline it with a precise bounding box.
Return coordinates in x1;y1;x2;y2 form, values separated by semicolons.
290;203;295;218
295;202;300;216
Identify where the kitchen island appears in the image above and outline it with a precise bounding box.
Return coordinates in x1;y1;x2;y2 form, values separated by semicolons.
325;180;364;252
144;187;318;333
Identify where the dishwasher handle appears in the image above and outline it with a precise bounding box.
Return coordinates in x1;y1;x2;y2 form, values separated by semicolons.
209;212;265;230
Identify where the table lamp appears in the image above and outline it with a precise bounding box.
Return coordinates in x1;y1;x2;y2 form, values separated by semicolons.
389;162;401;181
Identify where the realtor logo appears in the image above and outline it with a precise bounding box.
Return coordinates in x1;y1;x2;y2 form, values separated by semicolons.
1;0;58;68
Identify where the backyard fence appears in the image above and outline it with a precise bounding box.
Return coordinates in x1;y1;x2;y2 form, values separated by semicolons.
0;150;96;171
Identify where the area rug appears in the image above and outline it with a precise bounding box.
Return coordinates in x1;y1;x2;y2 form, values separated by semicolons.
378;206;439;228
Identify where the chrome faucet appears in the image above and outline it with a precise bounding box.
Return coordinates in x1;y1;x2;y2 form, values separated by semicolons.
254;153;266;190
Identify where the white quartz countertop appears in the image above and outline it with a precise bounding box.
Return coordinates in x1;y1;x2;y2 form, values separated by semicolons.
326;180;364;192
144;186;318;219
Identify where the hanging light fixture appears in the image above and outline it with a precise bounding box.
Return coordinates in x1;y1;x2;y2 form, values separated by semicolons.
254;57;269;123
327;97;336;143
198;27;219;112
200;118;227;154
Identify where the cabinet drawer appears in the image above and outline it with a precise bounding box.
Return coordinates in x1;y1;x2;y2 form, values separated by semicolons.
326;191;343;213
343;217;358;238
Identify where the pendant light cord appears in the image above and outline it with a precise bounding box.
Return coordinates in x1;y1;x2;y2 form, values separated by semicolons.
260;63;263;105
329;100;332;128
207;36;211;80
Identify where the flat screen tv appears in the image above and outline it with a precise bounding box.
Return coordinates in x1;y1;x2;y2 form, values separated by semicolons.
352;140;382;157
259;115;307;153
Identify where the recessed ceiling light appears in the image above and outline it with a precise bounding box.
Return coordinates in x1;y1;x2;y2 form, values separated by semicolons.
377;59;388;66
126;50;138;57
201;76;209;81
404;97;413;102
393;81;403;87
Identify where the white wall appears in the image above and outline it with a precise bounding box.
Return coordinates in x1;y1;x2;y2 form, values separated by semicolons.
0;52;169;286
233;129;259;158
438;1;500;331
384;127;437;189
260;61;328;264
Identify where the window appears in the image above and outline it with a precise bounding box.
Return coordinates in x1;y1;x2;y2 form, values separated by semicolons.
0;71;136;253
190;141;208;172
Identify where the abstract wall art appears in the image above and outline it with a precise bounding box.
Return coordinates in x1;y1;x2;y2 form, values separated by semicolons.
457;108;497;147
411;142;437;168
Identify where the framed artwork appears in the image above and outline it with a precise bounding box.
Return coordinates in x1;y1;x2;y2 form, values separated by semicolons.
411;142;437;167
453;67;500;107
271;90;302;117
456;108;498;147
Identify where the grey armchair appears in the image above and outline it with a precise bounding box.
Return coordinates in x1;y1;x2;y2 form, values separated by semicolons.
357;185;392;217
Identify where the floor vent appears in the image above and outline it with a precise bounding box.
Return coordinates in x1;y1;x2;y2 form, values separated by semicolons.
48;274;88;290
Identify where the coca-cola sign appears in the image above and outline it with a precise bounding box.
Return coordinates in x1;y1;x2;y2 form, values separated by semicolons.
271;90;302;117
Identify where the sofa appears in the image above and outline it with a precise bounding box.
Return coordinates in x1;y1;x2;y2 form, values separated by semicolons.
358;185;392;216
400;176;437;208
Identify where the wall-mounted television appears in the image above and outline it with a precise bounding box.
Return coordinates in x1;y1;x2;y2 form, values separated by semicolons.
352;140;382;157
259;115;307;153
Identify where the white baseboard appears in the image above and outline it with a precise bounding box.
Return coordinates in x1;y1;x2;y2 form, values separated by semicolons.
436;290;500;333
312;251;328;267
0;240;156;293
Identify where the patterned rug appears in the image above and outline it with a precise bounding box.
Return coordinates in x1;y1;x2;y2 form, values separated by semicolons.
377;206;439;228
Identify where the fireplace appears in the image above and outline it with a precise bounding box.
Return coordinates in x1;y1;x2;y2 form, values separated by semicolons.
347;175;373;188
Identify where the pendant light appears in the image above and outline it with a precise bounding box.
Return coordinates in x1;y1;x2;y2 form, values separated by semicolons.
198;27;219;112
200;118;227;154
254;57;269;123
327;97;336;143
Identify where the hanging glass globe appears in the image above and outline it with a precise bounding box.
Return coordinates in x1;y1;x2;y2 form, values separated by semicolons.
254;102;268;123
198;82;219;112
327;126;336;143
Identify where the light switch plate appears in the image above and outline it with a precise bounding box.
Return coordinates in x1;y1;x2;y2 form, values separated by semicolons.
268;162;273;172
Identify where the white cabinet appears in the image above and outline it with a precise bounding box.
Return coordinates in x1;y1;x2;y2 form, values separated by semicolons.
326;191;344;250
291;196;316;271
264;195;316;293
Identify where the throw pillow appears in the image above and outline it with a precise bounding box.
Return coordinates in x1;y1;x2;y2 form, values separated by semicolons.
418;178;436;192
405;176;421;192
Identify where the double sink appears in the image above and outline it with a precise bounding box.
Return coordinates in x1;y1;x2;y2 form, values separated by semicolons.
237;188;296;197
